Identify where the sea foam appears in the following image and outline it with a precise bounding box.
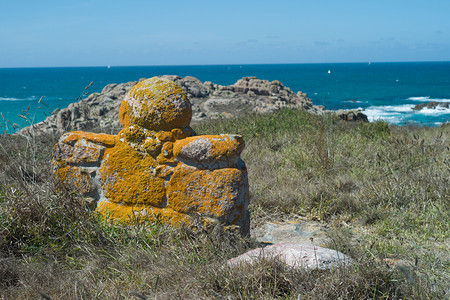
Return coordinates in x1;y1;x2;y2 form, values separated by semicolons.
363;103;450;125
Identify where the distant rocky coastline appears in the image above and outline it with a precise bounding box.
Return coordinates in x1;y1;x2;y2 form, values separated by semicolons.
412;101;449;111
17;76;367;136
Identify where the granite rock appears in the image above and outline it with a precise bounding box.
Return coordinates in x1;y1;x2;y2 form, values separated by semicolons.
18;76;368;137
227;242;352;270
17;76;324;136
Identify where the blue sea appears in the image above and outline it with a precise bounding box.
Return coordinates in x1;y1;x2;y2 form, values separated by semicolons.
1;62;449;132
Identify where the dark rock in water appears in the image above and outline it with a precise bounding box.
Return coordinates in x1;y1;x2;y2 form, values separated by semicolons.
413;101;449;111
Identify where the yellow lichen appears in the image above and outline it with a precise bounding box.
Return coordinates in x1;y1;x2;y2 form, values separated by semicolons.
97;200;191;226
173;135;244;161
155;131;174;142
121;126;148;143
154;165;174;179
142;138;162;157
119;77;192;131
62;131;116;146
167;164;245;218
156;142;175;164
208;135;244;159
100;140;165;207
118;100;131;128
171;127;194;140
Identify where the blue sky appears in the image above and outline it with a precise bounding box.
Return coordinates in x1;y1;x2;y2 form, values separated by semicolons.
1;0;449;67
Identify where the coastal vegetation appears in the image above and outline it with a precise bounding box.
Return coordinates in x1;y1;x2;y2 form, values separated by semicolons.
0;109;448;299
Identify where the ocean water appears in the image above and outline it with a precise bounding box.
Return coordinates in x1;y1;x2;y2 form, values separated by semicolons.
0;62;449;132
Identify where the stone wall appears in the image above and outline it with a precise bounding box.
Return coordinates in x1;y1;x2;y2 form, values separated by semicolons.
52;77;250;235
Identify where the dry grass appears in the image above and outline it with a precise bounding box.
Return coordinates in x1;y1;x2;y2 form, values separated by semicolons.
0;109;448;299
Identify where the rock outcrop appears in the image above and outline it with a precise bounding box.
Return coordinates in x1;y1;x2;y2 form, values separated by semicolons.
18;76;324;136
412;101;449;111
52;77;250;235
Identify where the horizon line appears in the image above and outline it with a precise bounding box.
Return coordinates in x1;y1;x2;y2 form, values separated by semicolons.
1;60;450;69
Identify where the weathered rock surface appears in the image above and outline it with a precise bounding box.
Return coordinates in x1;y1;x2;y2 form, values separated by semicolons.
227;242;352;270
52;77;250;235
17;76;325;136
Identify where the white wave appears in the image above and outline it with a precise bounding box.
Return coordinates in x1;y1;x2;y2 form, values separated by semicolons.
0;96;37;101
363;103;450;124
407;96;450;103
363;106;410;124
419;106;450;115
368;104;415;113
407;96;430;101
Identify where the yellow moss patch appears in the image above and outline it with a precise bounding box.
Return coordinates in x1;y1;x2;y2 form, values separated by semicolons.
97;200;191;226
100;141;165;207
167;164;245;219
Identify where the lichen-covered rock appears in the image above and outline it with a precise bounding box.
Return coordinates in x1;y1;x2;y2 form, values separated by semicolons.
119;77;192;130
52;77;250;235
173;134;245;167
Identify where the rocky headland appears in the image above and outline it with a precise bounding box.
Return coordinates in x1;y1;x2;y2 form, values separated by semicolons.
17;76;367;136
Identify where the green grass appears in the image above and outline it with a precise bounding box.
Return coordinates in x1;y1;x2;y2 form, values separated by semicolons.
0;109;448;299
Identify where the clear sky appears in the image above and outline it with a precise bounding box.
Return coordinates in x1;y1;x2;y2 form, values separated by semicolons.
1;0;449;67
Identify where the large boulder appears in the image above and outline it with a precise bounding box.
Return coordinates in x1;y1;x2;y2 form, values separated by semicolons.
52;77;250;235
